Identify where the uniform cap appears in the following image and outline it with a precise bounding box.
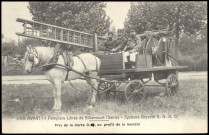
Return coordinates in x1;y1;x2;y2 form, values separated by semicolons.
108;32;113;35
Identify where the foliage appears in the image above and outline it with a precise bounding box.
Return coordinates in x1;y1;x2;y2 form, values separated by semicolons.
125;2;207;34
124;2;207;57
2;40;17;56
179;32;207;55
16;38;40;55
2;38;40;57
177;26;207;71
28;2;111;36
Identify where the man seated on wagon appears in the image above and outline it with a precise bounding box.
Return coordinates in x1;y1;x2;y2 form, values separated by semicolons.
123;29;142;68
99;31;117;52
111;29;128;52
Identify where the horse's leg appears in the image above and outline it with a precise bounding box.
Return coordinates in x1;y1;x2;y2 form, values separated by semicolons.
52;79;63;112
85;72;98;108
51;82;57;111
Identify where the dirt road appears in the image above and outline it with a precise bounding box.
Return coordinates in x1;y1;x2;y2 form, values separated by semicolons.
2;71;207;85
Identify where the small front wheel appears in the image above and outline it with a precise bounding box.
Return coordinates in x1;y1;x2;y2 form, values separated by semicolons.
97;82;116;101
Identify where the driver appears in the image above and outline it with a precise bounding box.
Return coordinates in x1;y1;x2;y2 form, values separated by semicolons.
111;29;127;52
99;32;116;51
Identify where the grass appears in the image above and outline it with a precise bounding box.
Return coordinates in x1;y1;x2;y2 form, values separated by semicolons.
2;77;207;119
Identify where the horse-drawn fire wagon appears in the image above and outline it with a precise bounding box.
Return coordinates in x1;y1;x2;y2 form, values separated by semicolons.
96;33;187;103
16;18;187;108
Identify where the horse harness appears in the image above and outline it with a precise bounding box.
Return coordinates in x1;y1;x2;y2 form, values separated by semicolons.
64;54;99;81
27;46;40;67
27;45;99;90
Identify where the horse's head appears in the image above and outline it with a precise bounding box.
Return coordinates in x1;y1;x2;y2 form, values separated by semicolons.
24;45;40;73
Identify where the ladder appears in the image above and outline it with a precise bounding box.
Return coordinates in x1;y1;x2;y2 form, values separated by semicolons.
16;18;106;50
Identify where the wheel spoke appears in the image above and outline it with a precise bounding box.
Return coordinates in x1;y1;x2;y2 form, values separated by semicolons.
136;83;141;90
106;83;109;88
101;82;106;87
135;95;142;102
129;97;134;102
127;92;135;97
116;82;121;87
98;86;105;90
109;92;115;98
129;84;134;91
100;84;106;89
128;86;134;92
133;95;140;103
128;94;135;100
138;87;143;92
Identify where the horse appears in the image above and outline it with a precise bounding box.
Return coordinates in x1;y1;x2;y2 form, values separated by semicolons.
24;45;101;112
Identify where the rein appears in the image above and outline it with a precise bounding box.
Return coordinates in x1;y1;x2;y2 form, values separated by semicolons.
39;63;113;83
39;63;114;92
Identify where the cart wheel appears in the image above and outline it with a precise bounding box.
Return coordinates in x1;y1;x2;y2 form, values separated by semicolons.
97;82;116;101
125;80;146;103
165;74;179;97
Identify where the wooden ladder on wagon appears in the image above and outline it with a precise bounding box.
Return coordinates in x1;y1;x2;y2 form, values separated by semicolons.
16;18;106;51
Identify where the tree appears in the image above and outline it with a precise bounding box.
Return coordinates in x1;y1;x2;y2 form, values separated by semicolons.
28;2;111;36
124;2;207;58
16;38;40;55
2;40;17;56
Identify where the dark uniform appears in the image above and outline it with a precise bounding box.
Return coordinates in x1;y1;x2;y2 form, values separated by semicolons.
99;32;116;51
124;34;142;52
111;29;127;52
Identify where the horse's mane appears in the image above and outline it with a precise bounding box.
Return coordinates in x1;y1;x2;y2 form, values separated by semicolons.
34;46;54;64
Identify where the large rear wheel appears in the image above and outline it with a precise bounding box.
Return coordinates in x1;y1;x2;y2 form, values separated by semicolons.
125;80;146;103
165;74;179;97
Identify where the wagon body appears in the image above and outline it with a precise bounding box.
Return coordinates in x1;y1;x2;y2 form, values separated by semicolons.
97;52;186;81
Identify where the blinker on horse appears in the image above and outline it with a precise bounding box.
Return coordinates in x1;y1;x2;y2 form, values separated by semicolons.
24;45;101;112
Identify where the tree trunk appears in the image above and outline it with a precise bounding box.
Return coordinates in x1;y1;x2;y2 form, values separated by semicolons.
175;27;179;59
4;56;8;66
174;6;180;59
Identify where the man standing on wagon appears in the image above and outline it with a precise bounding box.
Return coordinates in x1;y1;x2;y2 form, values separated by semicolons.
123;29;142;68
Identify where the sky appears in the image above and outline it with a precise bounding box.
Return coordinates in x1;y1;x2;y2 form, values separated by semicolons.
2;2;130;42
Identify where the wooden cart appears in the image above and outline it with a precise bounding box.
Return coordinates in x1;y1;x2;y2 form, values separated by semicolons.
97;49;187;103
